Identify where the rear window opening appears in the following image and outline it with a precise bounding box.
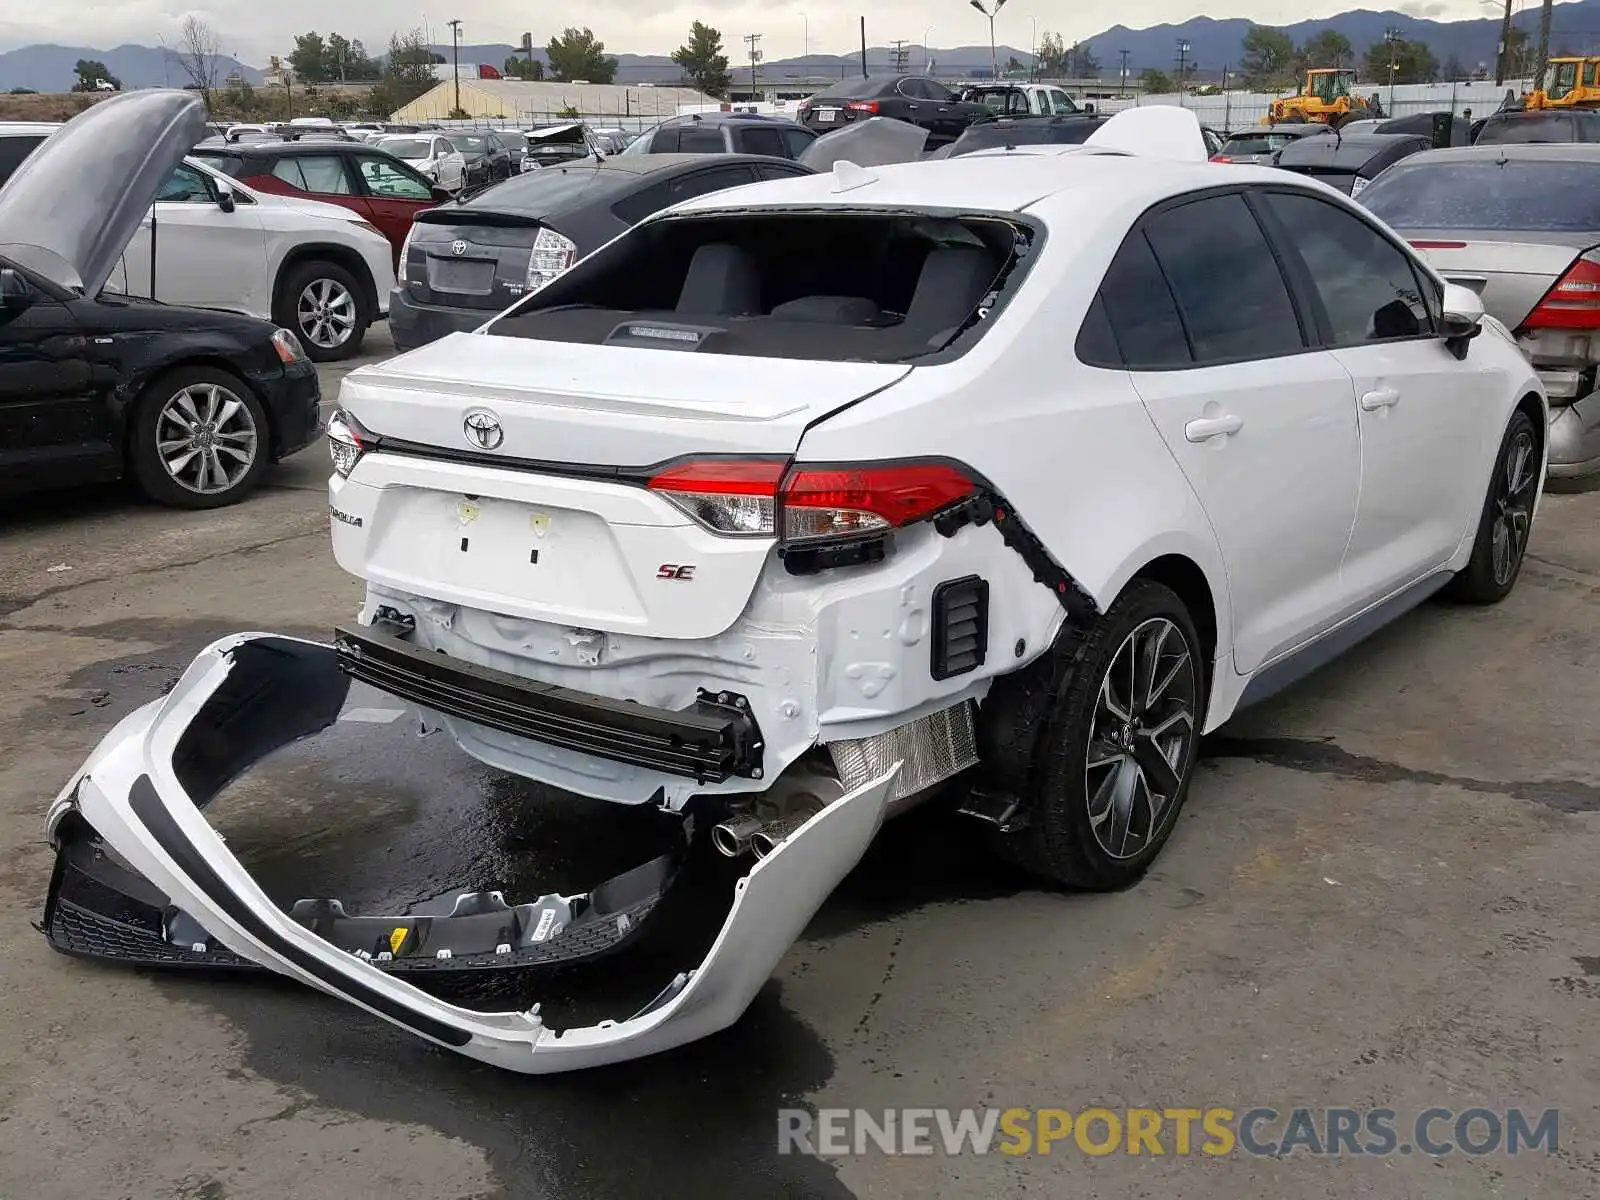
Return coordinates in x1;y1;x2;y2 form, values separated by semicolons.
488;211;1036;363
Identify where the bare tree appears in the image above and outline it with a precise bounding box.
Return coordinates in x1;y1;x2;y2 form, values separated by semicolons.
174;15;222;110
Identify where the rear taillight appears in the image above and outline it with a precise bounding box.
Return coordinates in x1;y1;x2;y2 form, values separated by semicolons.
396;224;417;283
1524;249;1600;331
1208;153;1228;162
527;226;578;290
327;410;368;478
647;458;976;543
846;101;880;114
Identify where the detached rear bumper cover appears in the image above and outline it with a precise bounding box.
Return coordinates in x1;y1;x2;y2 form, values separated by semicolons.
42;632;898;1073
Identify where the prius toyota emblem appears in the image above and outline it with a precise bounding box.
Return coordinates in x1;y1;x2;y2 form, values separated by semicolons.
451;239;469;256
462;409;504;450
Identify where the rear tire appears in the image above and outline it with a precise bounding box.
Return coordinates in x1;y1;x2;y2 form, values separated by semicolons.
275;259;369;362
991;581;1206;890
129;366;268;509
1445;409;1540;604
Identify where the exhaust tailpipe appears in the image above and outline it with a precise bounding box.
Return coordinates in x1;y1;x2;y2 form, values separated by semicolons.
712;815;767;858
750;814;809;860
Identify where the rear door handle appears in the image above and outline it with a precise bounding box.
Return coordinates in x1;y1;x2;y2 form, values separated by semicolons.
1184;413;1244;442
1360;387;1400;411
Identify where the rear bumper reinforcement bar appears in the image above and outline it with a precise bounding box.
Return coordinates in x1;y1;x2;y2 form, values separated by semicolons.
335;621;765;784
41;632;898;1073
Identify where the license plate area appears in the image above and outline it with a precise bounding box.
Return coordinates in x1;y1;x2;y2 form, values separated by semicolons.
816;108;838;123
366;491;647;627
427;257;496;293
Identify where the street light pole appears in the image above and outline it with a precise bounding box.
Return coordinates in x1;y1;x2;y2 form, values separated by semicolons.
1385;26;1401;113
1176;38;1190;105
968;0;1007;80
447;18;462;115
799;12;809;61
1026;15;1037;80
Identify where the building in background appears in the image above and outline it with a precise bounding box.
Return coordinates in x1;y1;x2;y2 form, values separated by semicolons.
390;79;717;123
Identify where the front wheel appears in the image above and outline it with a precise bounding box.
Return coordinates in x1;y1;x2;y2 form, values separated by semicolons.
993;580;1206;890
1445;409;1540;604
129;367;268;509
275;259;369;362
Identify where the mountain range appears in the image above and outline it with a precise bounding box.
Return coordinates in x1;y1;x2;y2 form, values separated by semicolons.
5;1;1600;92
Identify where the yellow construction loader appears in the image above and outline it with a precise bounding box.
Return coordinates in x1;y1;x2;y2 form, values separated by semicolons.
1522;57;1600;108
1260;68;1381;127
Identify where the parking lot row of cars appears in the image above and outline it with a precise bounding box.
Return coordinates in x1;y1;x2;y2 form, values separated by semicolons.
4;87;1600;512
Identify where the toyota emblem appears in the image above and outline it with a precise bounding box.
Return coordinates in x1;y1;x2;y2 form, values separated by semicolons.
451;239;469;256
462;409;504;450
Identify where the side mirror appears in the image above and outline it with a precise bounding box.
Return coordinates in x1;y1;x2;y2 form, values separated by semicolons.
0;266;30;307
1082;101;1096;113
1439;281;1484;360
216;181;236;213
431;185;452;202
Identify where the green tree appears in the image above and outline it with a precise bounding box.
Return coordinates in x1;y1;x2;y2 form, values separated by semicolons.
503;55;545;80
1299;30;1353;69
289;32;330;81
1035;31;1066;76
1240;24;1297;89
672;22;731;97
70;58;121;91
1065;41;1099;75
1139;67;1174;92
327;34;380;81
546;27;617;83
1362;36;1439;85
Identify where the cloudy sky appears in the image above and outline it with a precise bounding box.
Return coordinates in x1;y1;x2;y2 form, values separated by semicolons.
0;0;1512;62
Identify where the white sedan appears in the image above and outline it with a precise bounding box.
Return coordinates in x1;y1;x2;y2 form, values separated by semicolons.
51;108;1546;1073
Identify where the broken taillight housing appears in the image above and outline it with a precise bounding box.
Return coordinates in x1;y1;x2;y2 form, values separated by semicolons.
527;227;579;291
327;410;368;478
1523;249;1600;331
647;458;976;544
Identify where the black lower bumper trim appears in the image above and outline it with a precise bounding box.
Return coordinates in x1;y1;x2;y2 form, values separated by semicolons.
334;622;765;784
44;811;680;1006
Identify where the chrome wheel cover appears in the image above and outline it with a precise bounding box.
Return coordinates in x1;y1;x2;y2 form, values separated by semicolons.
1491;427;1538;586
1085;617;1199;861
156;382;258;495
296;277;357;349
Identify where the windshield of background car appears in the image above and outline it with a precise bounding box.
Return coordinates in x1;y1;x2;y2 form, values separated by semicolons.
497;132;529;149
1221;133;1297;155
813;76;894;100
1475;114;1580;144
488;211;1034;363
186;149;246;178
380;137;432;158
449;134;490;154
464;166;615;214
1359;158;1600;231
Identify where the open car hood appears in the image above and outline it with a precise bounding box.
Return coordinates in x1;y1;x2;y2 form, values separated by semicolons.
799;116;930;170
527;122;587;145
42;632;899;1073
0;89;204;294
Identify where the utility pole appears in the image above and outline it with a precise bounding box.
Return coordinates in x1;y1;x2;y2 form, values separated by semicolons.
890;39;910;73
1385;26;1401;112
447;18;462;115
1536;0;1553;90
968;0;1008;81
1119;47;1130;95
744;32;763;100
1176;38;1190;105
860;17;868;78
1495;0;1513;85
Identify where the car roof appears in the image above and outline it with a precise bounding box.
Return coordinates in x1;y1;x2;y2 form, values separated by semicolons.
1227;124;1330;139
660;112;792;126
196;137;374;156
1276;132;1430;166
1399;141;1600;164
1484;106;1600;119
582;152;810;176
669;148;1301;220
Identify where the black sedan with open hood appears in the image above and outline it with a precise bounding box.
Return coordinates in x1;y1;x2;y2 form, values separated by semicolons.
0;90;321;507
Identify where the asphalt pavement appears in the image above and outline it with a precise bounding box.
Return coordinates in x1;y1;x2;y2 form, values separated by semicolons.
1;327;1598;1198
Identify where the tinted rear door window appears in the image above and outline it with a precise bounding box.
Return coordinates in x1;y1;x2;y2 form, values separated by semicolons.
737;126;788;157
781;127;815;157
0;135;44;187
1263;191;1433;343
1092;230;1191;368
1142;194;1305;363
677;125;727;153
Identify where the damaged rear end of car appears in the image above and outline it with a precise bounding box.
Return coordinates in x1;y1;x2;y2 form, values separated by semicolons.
42;160;1096;1071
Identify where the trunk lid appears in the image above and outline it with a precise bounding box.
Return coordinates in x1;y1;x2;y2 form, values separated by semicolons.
1406;230;1594;329
0;90;204;294
336;335;912;639
341;331;911;465
407;211;546;312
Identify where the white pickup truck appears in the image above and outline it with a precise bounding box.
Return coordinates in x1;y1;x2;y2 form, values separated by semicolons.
959;82;1086;117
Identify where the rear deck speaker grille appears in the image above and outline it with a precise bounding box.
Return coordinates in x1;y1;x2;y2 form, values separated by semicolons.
930;575;989;680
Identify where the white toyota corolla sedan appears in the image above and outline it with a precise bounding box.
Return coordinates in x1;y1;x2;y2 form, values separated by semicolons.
50;108;1547;1073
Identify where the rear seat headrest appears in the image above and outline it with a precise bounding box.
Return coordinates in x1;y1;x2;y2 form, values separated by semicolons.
676;243;761;316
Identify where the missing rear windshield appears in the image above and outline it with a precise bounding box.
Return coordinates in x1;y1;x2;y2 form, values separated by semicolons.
486;210;1037;363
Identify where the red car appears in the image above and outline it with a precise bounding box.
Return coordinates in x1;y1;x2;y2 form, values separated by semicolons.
188;138;450;263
